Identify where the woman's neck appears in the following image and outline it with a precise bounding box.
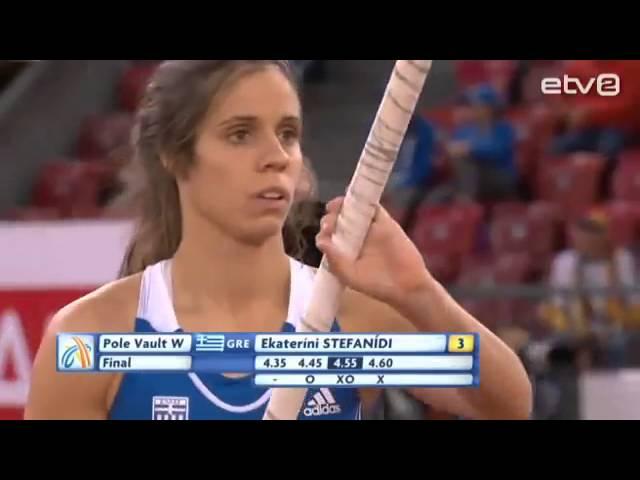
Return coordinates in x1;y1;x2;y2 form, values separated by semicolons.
171;221;291;317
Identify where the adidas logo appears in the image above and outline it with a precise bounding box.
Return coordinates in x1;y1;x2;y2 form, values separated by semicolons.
303;388;342;417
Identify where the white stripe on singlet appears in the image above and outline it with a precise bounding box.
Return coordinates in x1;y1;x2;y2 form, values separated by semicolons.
136;257;315;413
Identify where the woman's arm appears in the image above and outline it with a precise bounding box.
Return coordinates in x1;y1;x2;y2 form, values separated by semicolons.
25;276;139;420
318;198;533;420
341;284;532;420
392;278;532;419
25;300;114;420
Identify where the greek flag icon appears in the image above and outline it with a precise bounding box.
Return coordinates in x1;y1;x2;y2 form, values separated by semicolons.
152;396;189;421
195;334;225;352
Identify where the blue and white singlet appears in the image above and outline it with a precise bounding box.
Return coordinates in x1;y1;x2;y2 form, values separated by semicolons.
108;258;363;420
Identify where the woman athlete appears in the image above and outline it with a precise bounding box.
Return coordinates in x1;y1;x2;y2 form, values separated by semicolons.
25;60;532;420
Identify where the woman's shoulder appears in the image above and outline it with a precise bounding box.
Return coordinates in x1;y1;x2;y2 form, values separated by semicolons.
48;273;143;336
26;273;144;419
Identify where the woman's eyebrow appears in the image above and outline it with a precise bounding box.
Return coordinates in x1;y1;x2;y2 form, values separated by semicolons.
217;114;302;128
280;115;301;124
217;115;258;128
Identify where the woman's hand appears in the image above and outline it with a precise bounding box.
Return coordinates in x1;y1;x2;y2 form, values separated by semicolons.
316;199;533;420
315;197;433;308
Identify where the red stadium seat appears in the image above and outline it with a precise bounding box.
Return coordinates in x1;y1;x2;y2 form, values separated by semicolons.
491;202;528;219
508;104;556;182
490;202;559;260
76;112;134;161
493;253;533;284
458;252;538;332
454;60;517;101
457;255;495;285
536;153;606;220
459;253;533;285
484;60;517;97
412;204;484;258
528;200;562;225
528;201;562;255
451;202;485;225
32;161;78;208
412;208;459;256
618;149;640;165
612;150;640;201
455;61;489;87
606;201;640;247
423;253;459;285
451;203;485;247
524;201;562;275
31;161;115;217
118;63;158;112
490;210;531;254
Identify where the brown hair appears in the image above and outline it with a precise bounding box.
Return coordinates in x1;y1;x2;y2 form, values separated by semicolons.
118;60;318;277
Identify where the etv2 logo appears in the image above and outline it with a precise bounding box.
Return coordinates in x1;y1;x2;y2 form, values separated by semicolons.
57;334;95;371
541;74;620;97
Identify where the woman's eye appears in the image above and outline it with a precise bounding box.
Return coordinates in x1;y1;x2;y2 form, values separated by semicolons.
229;129;250;144
279;128;300;144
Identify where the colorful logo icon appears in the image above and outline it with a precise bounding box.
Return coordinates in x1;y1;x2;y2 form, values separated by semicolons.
57;334;95;371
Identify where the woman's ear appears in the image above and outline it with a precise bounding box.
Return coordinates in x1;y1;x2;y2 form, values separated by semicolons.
161;152;191;180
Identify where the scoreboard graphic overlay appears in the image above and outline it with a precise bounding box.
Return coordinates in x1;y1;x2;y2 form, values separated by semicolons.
56;333;480;388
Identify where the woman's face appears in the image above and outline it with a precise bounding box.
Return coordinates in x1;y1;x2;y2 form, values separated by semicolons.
179;65;304;245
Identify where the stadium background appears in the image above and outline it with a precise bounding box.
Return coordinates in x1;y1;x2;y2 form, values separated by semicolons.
1;60;639;420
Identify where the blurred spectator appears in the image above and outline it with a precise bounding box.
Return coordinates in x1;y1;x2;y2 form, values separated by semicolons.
541;209;640;367
549;60;640;161
386;114;436;232
429;84;518;204
391;114;435;192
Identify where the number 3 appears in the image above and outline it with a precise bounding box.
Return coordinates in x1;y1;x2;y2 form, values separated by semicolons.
457;338;464;349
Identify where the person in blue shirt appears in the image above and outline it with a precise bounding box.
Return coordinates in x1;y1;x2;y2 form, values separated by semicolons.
387;114;436;233
431;84;518;203
391;114;435;191
25;61;531;420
